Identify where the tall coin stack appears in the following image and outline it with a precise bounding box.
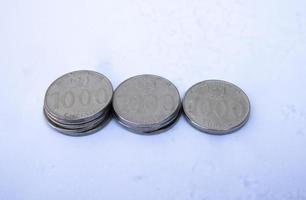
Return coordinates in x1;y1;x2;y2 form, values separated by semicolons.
43;70;113;136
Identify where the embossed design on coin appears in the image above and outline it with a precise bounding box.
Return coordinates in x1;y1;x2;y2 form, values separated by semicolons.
113;75;181;134
183;80;250;134
43;70;113;136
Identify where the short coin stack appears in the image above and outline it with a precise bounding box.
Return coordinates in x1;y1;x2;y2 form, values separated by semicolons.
43;70;113;136
112;75;181;134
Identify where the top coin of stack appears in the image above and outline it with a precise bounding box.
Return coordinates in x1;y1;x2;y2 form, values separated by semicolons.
43;70;113;136
112;75;181;134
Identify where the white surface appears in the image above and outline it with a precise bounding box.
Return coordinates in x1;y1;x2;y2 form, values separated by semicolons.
1;0;306;199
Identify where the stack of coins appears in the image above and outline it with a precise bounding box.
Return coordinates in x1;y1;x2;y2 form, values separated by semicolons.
43;70;113;136
112;75;181;134
183;80;250;135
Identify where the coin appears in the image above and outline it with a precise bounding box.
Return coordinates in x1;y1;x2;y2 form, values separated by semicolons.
183;80;250;135
44;70;113;124
43;70;113;136
113;74;181;134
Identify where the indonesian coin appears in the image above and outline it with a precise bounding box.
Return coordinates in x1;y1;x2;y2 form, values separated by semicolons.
183;80;250;135
113;74;181;134
44;70;113;125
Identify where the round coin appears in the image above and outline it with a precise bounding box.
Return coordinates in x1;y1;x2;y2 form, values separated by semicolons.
183;80;250;135
113;74;181;134
44;70;113;135
45;70;113;123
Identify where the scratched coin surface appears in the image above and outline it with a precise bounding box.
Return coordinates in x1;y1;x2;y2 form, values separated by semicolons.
43;70;113;136
183;80;250;135
113;74;181;134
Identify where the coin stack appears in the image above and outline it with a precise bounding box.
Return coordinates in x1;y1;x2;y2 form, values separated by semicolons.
43;70;113;136
44;70;251;136
112;75;181;134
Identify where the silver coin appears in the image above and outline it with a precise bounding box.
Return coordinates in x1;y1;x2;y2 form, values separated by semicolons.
183;80;250;135
113;74;181;134
44;70;113;124
43;70;113;136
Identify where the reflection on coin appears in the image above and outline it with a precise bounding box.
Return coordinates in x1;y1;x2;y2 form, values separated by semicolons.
183;80;250;135
43;70;113;136
113;74;181;134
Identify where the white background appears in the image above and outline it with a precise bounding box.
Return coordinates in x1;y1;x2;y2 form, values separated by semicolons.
1;0;306;199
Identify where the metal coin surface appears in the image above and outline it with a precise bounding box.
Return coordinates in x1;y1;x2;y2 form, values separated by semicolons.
44;70;113;124
183;80;250;134
113;74;181;134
